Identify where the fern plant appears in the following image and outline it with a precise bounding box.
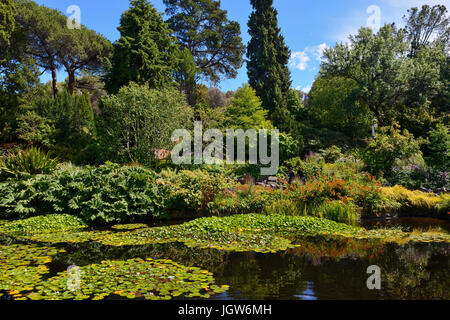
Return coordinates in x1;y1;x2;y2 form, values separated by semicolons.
0;147;59;180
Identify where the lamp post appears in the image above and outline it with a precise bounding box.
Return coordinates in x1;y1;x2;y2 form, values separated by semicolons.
371;118;378;138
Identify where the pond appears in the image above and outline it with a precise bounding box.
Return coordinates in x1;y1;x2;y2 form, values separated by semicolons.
0;217;449;300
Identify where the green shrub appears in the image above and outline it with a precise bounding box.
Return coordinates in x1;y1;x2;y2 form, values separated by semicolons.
280;156;324;181
359;123;423;177
0;147;59;180
0;163;165;223
319;146;344;163
18;90;96;161
159;169;233;212
425;123;450;171
97;83;193;166
209;184;274;216
16;111;57;148
0;214;87;234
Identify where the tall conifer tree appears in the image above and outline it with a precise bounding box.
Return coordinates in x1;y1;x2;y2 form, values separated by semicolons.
247;0;292;127
106;0;178;93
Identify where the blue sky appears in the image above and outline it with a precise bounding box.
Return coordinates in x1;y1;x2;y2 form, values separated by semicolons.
36;0;449;93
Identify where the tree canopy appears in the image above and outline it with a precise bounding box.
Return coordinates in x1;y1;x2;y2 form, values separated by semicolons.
0;0;15;49
164;0;245;85
320;23;446;134
224;84;271;130
106;0;179;93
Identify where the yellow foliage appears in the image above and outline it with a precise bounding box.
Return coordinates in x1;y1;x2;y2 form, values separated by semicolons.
382;186;442;210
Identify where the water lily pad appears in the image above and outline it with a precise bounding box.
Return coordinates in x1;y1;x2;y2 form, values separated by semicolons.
29;258;228;300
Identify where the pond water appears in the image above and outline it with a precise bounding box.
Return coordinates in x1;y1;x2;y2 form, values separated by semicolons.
1;217;449;300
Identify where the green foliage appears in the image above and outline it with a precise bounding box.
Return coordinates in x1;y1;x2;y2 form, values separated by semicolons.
247;0;292;124
209;184;273;216
106;0;179;93
280;156;324;181
321;23;446;135
14;0;66;98
0;214;87;234
16;90;96;160
286;89;305;121
0;0;15;48
174;47;199;105
425;123;450;170
0;163;165;223
98;83;192;165
224;84;272;129
360;123;423;177
404;5;450;58
390;166;449;192
164;0;245;84
315;200;359;225
159;169;233;213
319;146;344;163
310;76;371;139
56;26;112;95
290;173;389;215
0;147;58;180
16;111;56;148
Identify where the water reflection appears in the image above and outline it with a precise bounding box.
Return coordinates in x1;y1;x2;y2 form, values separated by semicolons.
1;228;449;300
294;282;317;300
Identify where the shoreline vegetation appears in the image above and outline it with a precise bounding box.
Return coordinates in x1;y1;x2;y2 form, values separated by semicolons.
0;0;449;301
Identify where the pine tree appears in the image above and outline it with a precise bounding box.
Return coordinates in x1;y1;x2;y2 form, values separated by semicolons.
247;0;292;124
106;0;179;93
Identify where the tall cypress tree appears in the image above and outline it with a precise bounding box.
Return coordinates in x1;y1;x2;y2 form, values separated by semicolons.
106;0;179;93
247;0;292;126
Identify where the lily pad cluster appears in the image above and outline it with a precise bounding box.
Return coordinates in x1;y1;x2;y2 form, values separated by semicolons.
95;214;364;252
27;258;228;300
0;244;64;298
111;223;149;231
0;214;87;234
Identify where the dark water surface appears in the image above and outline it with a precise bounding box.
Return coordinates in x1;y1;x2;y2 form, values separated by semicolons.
1;217;449;300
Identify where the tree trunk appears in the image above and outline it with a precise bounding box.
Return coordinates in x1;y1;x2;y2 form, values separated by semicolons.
68;71;75;95
51;66;58;99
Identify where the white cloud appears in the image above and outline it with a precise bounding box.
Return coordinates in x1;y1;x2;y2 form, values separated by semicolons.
290;51;310;71
295;84;312;93
289;43;328;71
313;43;329;62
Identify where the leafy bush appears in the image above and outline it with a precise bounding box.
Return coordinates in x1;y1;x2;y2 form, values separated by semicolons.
18;90;96;160
209;184;275;216
0;163;166;223
390;166;449;192
264;198;299;216
360;123;423;177
319;146;344;163
97;83;193;166
0;214;87;234
0;147;59;180
425;123;449;171
16;111;57;148
280;157;324;181
437;194;450;215
159;169;233;213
